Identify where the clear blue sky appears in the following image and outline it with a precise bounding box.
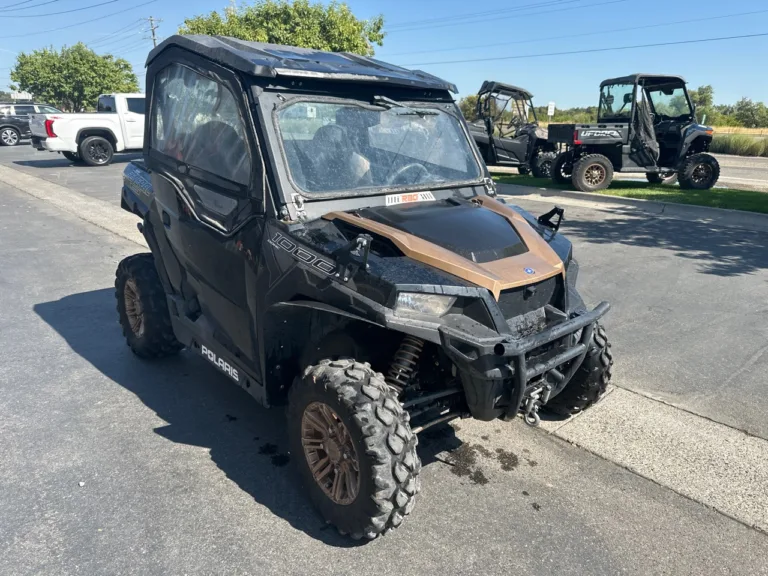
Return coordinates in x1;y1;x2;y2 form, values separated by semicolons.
1;0;766;108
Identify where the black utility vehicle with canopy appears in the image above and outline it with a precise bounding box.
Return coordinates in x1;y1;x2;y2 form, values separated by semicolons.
469;81;556;177
547;74;719;192
116;35;613;540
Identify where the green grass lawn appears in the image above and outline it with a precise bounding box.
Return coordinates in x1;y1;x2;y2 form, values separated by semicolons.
492;174;768;215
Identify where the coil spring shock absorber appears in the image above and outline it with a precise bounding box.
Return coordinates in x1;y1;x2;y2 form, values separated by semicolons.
386;335;424;391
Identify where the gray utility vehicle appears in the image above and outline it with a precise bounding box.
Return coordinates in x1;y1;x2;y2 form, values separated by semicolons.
117;35;612;540
548;74;719;192
468;81;556;177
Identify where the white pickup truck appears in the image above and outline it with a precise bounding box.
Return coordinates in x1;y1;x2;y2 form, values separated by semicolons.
30;93;145;166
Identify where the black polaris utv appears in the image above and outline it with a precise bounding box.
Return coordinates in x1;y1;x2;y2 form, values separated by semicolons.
548;74;719;192
116;35;612;540
468;81;556;178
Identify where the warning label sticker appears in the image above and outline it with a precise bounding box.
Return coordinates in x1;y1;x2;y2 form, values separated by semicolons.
385;191;436;207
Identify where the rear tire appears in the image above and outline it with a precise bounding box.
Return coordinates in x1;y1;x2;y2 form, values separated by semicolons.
288;359;420;540
551;152;573;185
678;153;720;190
572;154;613;192
62;151;81;163
0;127;20;146
531;151;557;179
546;323;613;416
79;135;114;166
115;253;182;359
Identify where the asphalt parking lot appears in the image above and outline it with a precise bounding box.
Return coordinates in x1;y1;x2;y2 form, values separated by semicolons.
0;142;139;202
1;144;767;574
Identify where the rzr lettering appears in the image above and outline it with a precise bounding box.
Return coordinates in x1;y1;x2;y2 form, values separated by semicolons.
201;345;240;382
268;232;337;275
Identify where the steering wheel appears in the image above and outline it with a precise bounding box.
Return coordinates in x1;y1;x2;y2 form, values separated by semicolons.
387;163;430;186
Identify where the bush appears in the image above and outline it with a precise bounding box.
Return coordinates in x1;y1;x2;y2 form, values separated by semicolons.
710;134;768;157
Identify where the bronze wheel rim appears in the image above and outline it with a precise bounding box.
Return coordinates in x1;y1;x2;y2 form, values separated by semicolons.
302;401;360;505
584;164;606;186
123;279;145;337
691;163;712;185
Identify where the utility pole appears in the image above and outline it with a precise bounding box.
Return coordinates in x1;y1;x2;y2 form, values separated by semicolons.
144;16;161;48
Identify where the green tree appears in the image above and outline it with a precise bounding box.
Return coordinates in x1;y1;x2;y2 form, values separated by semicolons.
179;0;385;56
458;94;478;121
689;85;714;108
733;97;761;128
10;43;138;111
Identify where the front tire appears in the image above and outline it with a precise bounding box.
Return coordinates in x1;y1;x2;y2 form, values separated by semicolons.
551;151;573;185
115;253;182;359
678;153;720;190
546;323;613;416
572;154;614;192
0;127;20;146
79;135;114;166
288;359;420;540
531;150;557;179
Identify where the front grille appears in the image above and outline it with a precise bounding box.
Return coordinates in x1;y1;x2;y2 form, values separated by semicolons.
496;275;564;320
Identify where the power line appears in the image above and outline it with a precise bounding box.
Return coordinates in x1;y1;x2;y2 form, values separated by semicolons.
0;0;156;38
0;0;37;9
88;23;145;47
384;8;768;58
403;32;768;67
94;35;146;52
86;20;144;47
0;0;61;12
119;43;153;57
0;0;119;18
386;0;576;30
386;0;628;34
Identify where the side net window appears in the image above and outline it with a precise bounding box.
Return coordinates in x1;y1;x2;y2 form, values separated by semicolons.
152;63;251;186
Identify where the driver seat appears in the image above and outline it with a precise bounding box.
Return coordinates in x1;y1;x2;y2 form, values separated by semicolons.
310;124;370;190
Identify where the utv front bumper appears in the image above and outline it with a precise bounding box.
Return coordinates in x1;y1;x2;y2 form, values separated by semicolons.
439;302;610;421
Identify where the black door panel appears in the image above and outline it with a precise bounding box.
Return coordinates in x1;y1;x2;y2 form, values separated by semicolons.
145;56;266;375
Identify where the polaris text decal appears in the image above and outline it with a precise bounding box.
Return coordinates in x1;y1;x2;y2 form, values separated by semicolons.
201;345;240;382
579;130;621;138
268;232;336;275
385;191;436;207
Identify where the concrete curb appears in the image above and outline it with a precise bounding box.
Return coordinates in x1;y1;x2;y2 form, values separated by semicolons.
0;164;147;247
496;182;768;234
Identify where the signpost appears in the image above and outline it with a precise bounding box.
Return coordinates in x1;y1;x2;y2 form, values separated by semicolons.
547;101;556;120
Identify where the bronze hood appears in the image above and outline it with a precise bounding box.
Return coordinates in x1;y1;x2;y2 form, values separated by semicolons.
323;196;564;300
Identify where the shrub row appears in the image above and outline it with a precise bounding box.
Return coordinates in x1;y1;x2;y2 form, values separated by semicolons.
709;134;768;157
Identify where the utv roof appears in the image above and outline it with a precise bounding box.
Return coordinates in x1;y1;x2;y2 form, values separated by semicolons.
147;34;458;93
601;74;687;87
477;80;533;99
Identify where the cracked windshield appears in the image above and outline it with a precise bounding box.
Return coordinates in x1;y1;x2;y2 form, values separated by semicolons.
277;101;481;194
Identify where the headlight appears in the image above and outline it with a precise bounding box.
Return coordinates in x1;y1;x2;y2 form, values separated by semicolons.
395;292;456;317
